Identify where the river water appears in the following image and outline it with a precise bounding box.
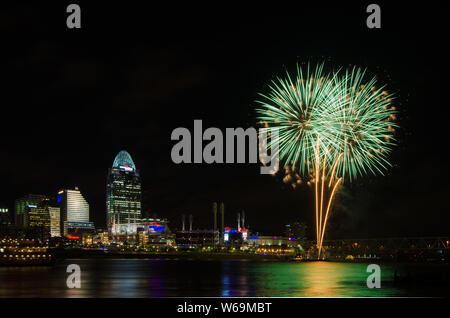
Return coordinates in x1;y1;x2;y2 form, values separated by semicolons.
0;259;448;297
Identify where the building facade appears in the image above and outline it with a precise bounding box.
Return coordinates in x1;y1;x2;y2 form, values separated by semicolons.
0;205;11;227
106;150;142;235
27;206;51;229
14;194;49;228
49;207;60;237
247;236;296;247
58;188;94;236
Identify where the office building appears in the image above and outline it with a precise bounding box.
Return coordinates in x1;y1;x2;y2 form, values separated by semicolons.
14;194;48;228
49;207;60;237
58;187;94;236
106;150;142;235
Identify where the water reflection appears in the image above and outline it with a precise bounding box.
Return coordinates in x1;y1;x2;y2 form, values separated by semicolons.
300;262;378;297
295;262;343;297
0;259;446;297
221;261;402;297
221;260;250;297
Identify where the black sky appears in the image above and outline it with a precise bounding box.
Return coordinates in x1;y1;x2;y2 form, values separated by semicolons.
1;2;449;238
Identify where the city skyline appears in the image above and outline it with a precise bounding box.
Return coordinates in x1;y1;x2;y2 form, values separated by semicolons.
0;2;449;305
1;3;448;239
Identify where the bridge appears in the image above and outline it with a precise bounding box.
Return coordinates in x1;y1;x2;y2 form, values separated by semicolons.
323;236;450;250
306;237;450;260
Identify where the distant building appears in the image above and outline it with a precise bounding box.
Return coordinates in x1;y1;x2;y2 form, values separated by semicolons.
14;194;48;228
137;218;173;245
247;236;296;247
27;206;51;229
13;195;61;239
49;207;60;237
58;188;94;236
106;150;142;235
93;230;110;245
0;205;11;226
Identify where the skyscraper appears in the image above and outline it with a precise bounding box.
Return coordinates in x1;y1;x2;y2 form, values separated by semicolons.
27;206;51;229
49;207;61;237
58;187;94;236
106;150;142;235
14;194;49;228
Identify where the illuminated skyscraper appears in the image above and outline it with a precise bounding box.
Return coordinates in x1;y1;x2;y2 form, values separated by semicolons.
13;195;60;238
27;206;51;229
58;187;94;236
49;207;60;237
14;194;49;228
106;150;142;235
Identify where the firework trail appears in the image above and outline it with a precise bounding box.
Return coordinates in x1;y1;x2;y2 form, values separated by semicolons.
256;63;397;258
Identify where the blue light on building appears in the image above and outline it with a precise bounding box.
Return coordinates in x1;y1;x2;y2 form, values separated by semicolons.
149;225;165;232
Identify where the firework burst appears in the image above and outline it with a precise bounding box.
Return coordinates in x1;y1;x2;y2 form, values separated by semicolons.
256;63;397;258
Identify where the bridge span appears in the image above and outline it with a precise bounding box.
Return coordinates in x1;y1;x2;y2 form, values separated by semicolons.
306;236;450;261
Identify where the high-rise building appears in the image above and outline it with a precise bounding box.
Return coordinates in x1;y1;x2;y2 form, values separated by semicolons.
58;187;94;236
106;150;142;235
28;206;51;229
13;195;60;239
14;194;48;228
49;207;61;237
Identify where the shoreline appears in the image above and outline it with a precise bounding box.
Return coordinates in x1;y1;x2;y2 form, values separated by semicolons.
49;249;450;264
54;250;291;261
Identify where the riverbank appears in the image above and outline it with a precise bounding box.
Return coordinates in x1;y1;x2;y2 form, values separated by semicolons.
51;248;295;261
50;249;450;264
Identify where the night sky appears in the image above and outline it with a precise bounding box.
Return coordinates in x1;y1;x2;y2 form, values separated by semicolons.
1;2;448;238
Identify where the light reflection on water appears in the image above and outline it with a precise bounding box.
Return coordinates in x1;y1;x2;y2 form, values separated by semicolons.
0;259;447;297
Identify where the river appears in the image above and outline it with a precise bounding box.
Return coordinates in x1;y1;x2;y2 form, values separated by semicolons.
0;259;448;297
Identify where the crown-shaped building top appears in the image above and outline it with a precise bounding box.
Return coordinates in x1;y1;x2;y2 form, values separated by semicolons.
112;150;136;171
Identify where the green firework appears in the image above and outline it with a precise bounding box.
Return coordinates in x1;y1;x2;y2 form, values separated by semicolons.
256;63;397;182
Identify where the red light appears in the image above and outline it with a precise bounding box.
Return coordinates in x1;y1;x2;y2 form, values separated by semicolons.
242;229;247;232
67;236;80;240
224;227;231;230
